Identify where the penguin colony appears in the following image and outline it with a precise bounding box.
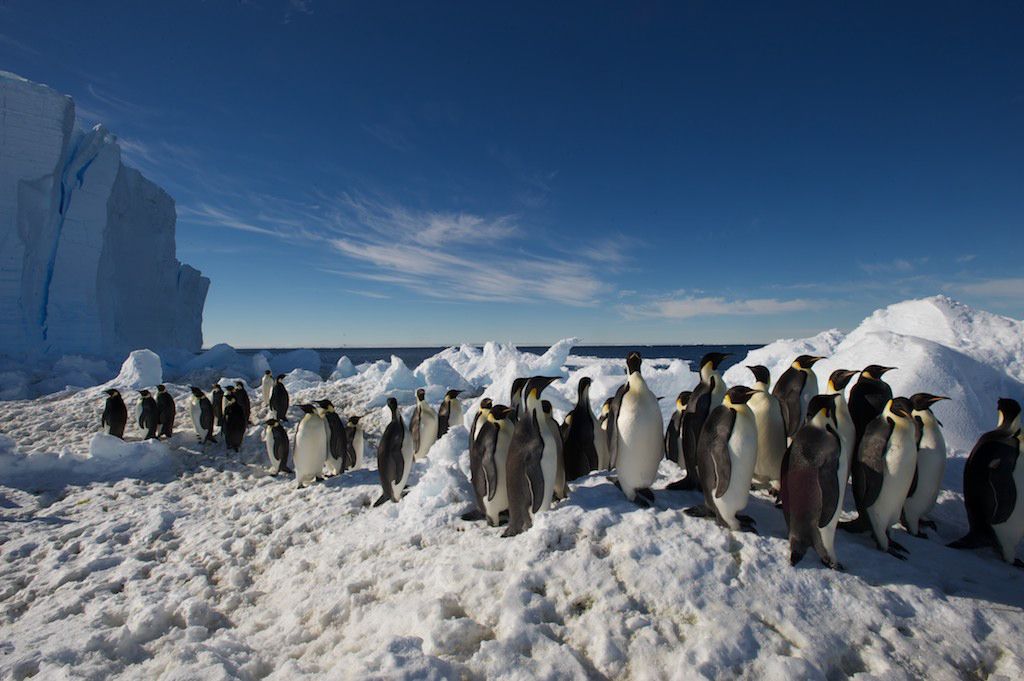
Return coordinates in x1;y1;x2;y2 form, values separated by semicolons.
98;351;1024;568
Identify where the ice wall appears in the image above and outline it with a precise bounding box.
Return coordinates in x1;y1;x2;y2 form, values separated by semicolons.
0;71;208;358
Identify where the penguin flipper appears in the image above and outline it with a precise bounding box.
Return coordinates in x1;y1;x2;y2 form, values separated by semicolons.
700;406;735;499
853;417;893;512
815;430;842;529
987;451;1019;525
411;407;421;454
480;426;500;502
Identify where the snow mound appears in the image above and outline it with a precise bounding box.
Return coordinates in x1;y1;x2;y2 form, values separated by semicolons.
414;357;472;395
106;349;162;390
282;368;323;393
271;349;321;375
724;328;843;387
251;351;272;377
330;355;357;380
399;427;474;528
183;343;246;375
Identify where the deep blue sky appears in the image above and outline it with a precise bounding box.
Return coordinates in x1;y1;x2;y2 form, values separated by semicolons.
3;1;1022;346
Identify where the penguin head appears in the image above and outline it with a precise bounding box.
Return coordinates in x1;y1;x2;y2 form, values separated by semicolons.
489;404;512;420
276;374;287;382
723;386;757;406
700;352;730;372
910;393;949;413
445;389;463;401
348;415;363;425
225;393;237;403
676;390;692;412
806;393;837;425
577;376;592;397
416;388;426;402
315;399;333;411
157;384;166;393
264;418;279;427
479;397;493;411
264;370;272;376
600;397;613;418
862;365;895;380
562;412;574;427
235;381;246;389
189;386;204;397
626;352;643;375
386;397;399;416
793;355;825;370
212;383;222;392
997;398;1022;431
888;397;913;419
526;376;559;401
103;388;120;397
225;385;236;394
827;369;858;392
298;403;316;414
541;400;553;415
510;377;528;402
138;389;150;397
746;365;770;386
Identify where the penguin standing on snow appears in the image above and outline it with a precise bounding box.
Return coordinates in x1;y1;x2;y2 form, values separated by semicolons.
781;394;844;569
263;418;291;475
260;369;274;406
597;398;613;470
840;397;917;558
541;400;567;502
608;352;664;506
189;387;217;444
902;393;950;536
101;388;128;439
664;391;691;465
316;399;348;476
471;398;493;442
510;378;528;422
437;389;464;436
346;415;365;470
746;366;787;491
772;355;825;440
211;384;224;431
503;376;560;536
270;374;289;421
824;369;859;481
410;388;439;460
685;386;760;531
156;384;175;439
374;397;414;505
223;393;246;453
137;390;159;440
669;352;730;490
563;377;601;480
234;381;252;424
294;404;327;487
470;404;514;525
949;398;1024;566
849;365;895;451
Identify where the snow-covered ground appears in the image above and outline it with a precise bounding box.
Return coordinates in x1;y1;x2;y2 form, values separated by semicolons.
1;296;1022;679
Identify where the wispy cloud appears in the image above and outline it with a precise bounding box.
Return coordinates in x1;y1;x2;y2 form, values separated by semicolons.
945;277;1024;299
0;33;40;57
362;123;413;152
622;295;820;320
858;258;926;275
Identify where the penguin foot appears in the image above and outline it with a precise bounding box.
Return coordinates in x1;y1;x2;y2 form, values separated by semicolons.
838;516;870;534
736;515;758;534
821;558;845;572
886;546;908;561
684;505;711;518
634;488;655;507
501;525;526;538
948;531;989;550
889;539;909;553
1013;559;1024;569
919;519;938;530
666;477;697;491
372;494;389;507
460;509;485;522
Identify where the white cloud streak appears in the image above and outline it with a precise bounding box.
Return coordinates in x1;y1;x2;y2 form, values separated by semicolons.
623;295;819;320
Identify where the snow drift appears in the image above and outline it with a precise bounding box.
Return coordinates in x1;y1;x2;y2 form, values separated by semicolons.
0;71;208;359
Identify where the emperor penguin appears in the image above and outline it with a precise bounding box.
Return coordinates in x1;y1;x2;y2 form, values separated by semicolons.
222;393;246;453
156;384;175;439
541;400;567;502
824;369;859;481
473;404;514;526
685;386;759;531
849;365;895;451
374;397;414;505
262;418;291;475
269;374;289;421
949;398;1024;566
597;398;613;470
563;377;601;480
670;352;730;491
609;352;664;506
503;376;560;537
188;387;216;444
780;394;844;569
471;398;493;442
510;377;529;422
294;404;327;487
137;390;159;440
840;397;917;558
234;381;252;424
346;415;365;470
316;399;348;476
901;393;950;537
437;389;465;436
410;388;439;460
211;384;225;430
260;369;274;406
664;391;691;465
101;388;128;439
771;355;825;439
746;366;787;491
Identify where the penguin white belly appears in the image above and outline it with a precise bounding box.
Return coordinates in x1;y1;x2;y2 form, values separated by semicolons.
190;400;203;436
866;425;917;548
394;427;414;495
595;422;610;470
616;386;665;499
537;417;559;512
833;398;856;478
414;409;438;460
903;423;947;534
449;401;464;429
263;428;280;473
749;392;786;484
261;377;273;406
991;441;1024;563
483;426;512;524
295;414;328;486
713;410;758;529
352;429;365;469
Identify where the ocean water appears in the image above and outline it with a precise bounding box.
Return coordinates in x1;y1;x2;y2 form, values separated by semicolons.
237;345;760;375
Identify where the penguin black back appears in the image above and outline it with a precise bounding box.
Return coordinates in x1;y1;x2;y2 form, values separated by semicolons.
138;390;159;439
156;385;175;438
849;365;895;449
223;395;246;452
270;375;289;421
375;398;406;505
563;377;598;479
102;389;128;439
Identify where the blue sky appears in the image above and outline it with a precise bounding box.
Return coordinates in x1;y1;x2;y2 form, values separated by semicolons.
3;1;1022;347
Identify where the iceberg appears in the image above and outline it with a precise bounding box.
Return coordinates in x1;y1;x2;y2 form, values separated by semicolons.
0;71;208;359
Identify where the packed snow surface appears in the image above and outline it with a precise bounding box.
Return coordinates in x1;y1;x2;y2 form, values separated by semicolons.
0;297;1022;679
